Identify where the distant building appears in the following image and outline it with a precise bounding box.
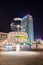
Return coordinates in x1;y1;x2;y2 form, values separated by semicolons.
21;15;34;42
0;15;34;43
0;32;8;42
0;15;34;51
10;18;22;31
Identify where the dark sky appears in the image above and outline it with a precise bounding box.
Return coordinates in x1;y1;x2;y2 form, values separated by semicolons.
0;0;43;39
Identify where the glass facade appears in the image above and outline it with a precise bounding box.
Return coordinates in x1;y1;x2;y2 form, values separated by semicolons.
21;15;34;42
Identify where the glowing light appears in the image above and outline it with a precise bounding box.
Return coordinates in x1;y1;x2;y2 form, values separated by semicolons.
23;16;27;19
38;38;42;42
8;32;28;43
14;18;22;21
16;44;20;52
0;51;39;56
17;25;20;27
10;22;14;26
23;15;32;19
5;45;13;50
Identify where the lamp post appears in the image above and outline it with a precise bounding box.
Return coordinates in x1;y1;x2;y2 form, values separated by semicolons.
16;25;20;52
17;25;20;32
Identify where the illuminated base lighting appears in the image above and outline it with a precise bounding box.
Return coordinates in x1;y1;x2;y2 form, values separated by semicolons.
5;45;13;50
0;51;39;56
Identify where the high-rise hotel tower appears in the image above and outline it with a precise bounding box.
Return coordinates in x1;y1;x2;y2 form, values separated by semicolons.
21;15;34;42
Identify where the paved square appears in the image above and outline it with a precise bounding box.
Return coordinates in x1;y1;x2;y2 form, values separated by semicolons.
0;51;43;65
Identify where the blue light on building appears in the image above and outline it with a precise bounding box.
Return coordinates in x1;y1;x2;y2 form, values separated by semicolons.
21;15;34;42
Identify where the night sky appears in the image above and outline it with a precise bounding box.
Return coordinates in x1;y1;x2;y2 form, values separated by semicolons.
0;0;43;39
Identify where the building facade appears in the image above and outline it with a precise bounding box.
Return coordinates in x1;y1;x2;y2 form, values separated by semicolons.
0;32;8;42
21;15;34;42
0;15;34;44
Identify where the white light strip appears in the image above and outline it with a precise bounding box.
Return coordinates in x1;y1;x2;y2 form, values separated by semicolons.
14;18;22;21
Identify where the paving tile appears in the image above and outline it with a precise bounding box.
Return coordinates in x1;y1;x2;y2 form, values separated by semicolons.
0;51;43;65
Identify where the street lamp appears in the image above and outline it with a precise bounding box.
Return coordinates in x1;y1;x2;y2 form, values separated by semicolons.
16;25;20;52
17;25;20;32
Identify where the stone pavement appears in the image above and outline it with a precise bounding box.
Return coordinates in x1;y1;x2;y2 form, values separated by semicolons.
0;51;43;65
